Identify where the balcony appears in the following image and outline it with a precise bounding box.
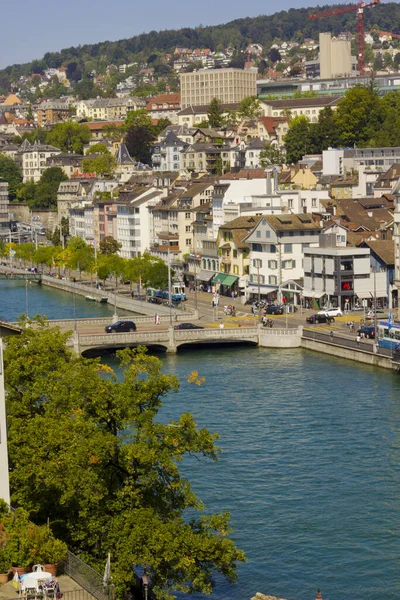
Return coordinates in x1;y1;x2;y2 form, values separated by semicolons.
221;256;231;265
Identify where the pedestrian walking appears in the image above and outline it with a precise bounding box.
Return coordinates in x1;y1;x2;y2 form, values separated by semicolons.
329;330;334;342
232;291;235;301
356;334;361;347
154;313;158;325
156;314;160;325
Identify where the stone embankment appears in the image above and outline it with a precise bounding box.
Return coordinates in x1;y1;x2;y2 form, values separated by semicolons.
251;594;287;600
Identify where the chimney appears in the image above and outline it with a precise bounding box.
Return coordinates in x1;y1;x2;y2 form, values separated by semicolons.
316;589;323;600
265;169;272;195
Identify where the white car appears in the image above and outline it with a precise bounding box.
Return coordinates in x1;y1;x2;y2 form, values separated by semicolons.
318;307;343;317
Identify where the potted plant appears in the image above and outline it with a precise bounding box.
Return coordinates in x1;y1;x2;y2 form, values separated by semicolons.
0;548;11;584
2;509;33;575
29;525;67;577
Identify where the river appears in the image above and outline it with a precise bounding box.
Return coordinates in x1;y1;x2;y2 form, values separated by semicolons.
3;281;400;600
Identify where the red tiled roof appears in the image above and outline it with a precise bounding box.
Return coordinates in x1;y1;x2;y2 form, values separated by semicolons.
259;116;288;134
84;121;124;130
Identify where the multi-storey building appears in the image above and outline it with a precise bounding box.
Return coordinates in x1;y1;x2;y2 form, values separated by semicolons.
16;140;61;182
262;95;343;123
36;102;70;126
116;187;162;258
145;93;181;125
180;69;257;108
245;214;322;302
152;132;188;171
393;179;400;302
57;181;89;225
76;97;145;121
0;181;9;235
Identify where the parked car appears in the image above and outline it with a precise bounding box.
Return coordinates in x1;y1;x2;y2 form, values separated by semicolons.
265;305;284;315
147;296;163;305
306;314;334;324
105;320;137;333
318;307;343;318
174;323;204;330
357;325;375;339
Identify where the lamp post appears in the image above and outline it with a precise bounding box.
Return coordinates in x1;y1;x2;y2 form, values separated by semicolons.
256;259;262;322
141;571;150;600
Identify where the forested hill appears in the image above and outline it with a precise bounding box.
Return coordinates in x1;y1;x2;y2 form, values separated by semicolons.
1;2;400;82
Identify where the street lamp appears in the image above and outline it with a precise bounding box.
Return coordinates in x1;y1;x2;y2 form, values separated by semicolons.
255;258;262;322
141;571;150;600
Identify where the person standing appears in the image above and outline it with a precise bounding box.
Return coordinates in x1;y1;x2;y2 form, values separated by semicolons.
356;334;361;347
156;314;160;325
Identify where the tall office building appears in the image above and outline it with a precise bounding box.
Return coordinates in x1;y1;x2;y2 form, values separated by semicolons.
180;68;257;108
319;32;352;79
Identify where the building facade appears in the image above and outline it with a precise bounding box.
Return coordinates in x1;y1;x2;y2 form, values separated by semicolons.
180;69;257;108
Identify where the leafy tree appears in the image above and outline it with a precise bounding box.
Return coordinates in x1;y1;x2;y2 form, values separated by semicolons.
143;257;169;289
284;115;312;164
237;96;263;120
207;98;224;129
335;86;383;147
259;143;286;167
125;126;155;165
152;118;172;137
4;326;245;599
268;48;282;63
82;154;116;176
124;108;153;131
67;236;86;251
99;236;122;255
46;121;91;154
85;143;111;155
311;106;343;152
0;154;22;199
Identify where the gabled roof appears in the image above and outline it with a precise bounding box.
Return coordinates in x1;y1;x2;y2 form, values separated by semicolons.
219;215;262;231
361;239;394;265
265;214;321;232
116;143;133;164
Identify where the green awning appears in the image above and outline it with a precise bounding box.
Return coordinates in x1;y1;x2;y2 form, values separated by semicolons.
221;275;238;287
212;273;227;285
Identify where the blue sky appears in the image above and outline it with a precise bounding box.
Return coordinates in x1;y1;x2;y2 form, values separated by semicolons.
0;0;346;68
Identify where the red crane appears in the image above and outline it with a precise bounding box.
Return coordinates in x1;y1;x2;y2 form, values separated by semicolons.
309;0;381;76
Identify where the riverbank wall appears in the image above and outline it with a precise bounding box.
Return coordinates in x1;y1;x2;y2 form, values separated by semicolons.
301;337;398;371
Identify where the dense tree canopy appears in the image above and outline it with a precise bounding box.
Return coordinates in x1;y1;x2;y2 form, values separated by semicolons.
46;121;91;154
0;154;22;199
4;325;245;599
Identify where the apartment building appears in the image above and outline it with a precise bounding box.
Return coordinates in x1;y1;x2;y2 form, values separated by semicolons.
180;69;257;108
116;187;162;259
262;96;342;122
152;132;188;171
0;181;9;234
245;214;322;301
36;102;70;126
145;93;181;125
57;181;88;225
76;97;145;120
17;140;61;182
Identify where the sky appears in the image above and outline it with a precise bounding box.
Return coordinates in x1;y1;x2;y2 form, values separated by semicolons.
0;0;359;69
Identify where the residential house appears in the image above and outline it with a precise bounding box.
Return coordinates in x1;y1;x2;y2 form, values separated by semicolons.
145;93;181;125
57;180;89;225
47;153;83;178
76;97;145;121
177;103;240;127
116;187;162;258
374;164;400;197
245;213;321;302
262;95;343;122
16;140;61;182
216;215;262;296
330;173;359;199
36;102;70;126
152;132;188;171
360;239;396;308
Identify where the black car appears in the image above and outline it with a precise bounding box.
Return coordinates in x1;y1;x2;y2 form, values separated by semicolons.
306;314;334;324
105;320;137;333
147;296;163;304
174;323;204;330
265;305;284;315
357;325;375;339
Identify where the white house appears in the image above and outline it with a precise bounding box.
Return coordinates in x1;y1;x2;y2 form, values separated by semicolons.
244;213;322;301
116;188;163;258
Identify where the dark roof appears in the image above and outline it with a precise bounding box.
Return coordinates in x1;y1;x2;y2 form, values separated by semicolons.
264;95;343;109
219;215;262;230
266;214;321;232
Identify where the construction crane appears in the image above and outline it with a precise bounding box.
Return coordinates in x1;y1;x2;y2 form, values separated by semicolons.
309;0;381;76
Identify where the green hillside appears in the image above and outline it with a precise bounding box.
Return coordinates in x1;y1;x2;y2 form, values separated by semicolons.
1;2;400;94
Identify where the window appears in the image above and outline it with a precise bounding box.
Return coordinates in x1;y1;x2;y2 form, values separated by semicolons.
233;249;237;258
270;244;276;253
268;260;278;269
283;259;295;269
186;239;191;246
269;275;278;285
185;212;191;219
253;259;262;268
233;265;239;275
288;199;293;209
256;230;261;238
252;243;262;252
284;243;292;253
265;230;270;238
312;198;317;207
186;225;191;232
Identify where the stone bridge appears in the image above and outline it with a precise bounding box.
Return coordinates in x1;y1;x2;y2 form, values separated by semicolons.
69;326;303;356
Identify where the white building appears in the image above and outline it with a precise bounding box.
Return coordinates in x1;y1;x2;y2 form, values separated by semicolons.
152;132;188;171
116;188;162;258
303;245;387;309
17;140;61;182
244;214;322;301
322;148;354;176
76;97;145;120
393;179;400;299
